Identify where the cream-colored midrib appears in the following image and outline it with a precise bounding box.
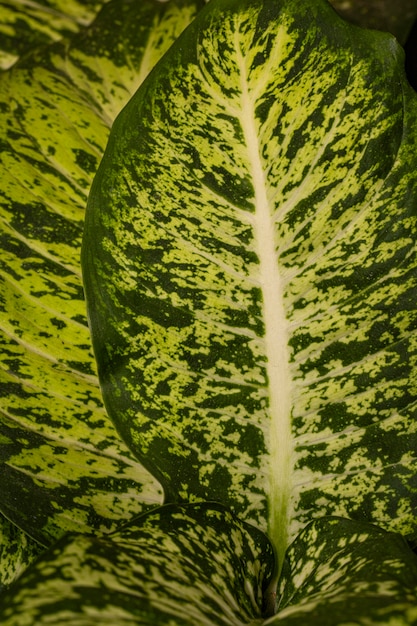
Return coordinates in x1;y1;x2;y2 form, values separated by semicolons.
237;76;293;568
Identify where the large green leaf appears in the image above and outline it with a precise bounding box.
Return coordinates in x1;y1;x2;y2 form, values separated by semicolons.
0;507;416;624
83;0;417;563
0;0;204;545
0;502;274;625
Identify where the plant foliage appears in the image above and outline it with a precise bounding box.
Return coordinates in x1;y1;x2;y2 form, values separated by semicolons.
83;0;417;564
0;0;205;545
1;0;417;622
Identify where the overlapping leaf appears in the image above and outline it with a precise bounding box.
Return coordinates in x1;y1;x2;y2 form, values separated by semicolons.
270;517;417;624
0;503;274;625
83;0;417;564
1;0;414;76
0;0;205;545
1;506;416;624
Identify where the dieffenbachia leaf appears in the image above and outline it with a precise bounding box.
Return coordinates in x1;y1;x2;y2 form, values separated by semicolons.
83;0;417;564
269;517;417;624
0;502;274;625
0;513;44;592
0;0;108;69
1;510;416;625
0;0;204;544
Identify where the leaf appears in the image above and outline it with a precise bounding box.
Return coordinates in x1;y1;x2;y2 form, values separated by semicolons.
269;517;417;624
0;502;274;625
0;513;44;592
0;0;109;69
0;0;204;544
1;510;416;625
83;0;417;564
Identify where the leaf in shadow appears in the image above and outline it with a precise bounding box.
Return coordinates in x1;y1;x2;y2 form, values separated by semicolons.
0;513;44;592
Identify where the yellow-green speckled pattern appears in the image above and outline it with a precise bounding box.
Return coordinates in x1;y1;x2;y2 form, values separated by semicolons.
0;0;107;69
1;505;416;624
0;503;274;625
83;0;417;562
0;0;204;545
271;517;417;623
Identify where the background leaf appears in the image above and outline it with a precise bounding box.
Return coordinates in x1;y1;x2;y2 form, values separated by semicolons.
0;0;205;545
330;0;417;43
0;513;44;592
83;0;417;564
0;502;274;625
0;0;109;70
269;517;417;624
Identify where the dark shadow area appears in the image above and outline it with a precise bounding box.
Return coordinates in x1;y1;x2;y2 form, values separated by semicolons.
405;17;417;90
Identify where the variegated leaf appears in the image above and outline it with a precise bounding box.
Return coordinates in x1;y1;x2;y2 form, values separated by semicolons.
0;0;204;545
0;513;44;592
0;502;274;625
1;508;416;624
0;0;109;70
83;0;417;564
269;517;417;624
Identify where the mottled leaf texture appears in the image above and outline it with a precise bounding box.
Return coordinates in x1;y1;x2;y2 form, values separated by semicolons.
0;513;44;592
83;0;417;564
0;508;416;625
269;517;417;624
0;503;274;625
0;0;204;545
0;0;108;69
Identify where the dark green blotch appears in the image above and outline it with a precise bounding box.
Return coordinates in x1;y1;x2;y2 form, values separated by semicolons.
65;359;96;375
136;293;193;329
155;376;174;396
10;201;82;246
50;318;67;330
73;149;97;175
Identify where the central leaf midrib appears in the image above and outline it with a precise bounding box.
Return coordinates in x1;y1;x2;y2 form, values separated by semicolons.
235;41;293;563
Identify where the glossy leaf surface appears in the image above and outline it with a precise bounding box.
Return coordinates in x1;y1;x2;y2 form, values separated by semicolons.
0;0;204;544
83;0;417;562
